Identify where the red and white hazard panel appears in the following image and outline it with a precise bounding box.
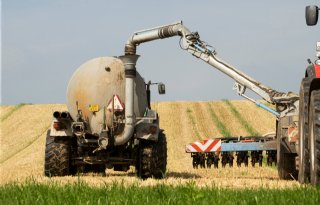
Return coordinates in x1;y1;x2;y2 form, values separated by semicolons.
185;139;221;153
288;126;298;143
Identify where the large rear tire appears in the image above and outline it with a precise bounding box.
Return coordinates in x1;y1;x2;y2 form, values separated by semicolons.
136;132;167;179
309;90;320;185
298;78;311;183
44;130;76;177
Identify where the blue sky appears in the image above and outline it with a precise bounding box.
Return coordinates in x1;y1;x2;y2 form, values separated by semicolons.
1;0;319;105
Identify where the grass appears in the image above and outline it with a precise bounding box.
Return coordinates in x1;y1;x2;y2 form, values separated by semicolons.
0;181;319;205
0;103;26;122
207;103;231;137
186;108;201;139
223;100;259;136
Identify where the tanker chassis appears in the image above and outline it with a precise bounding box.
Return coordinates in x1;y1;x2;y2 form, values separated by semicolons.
45;5;319;184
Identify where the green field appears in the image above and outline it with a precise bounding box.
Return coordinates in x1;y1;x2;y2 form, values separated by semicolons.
0;181;319;205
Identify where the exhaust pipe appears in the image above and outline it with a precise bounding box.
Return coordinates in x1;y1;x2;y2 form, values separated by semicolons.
61;111;70;119
53;111;61;119
114;54;139;145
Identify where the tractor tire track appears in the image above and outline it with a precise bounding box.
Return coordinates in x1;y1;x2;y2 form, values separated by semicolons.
206;102;232;137
186;107;202;140
192;102;217;138
230;100;275;135
224;100;259;136
0;125;50;164
1;104;26;122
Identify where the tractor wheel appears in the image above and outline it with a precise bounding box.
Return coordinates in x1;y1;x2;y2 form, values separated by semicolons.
308;90;320;185
136;132;167;179
277;121;298;180
298;78;310;183
44;130;76;177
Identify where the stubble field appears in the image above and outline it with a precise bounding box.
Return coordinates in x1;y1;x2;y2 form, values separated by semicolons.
0;100;301;189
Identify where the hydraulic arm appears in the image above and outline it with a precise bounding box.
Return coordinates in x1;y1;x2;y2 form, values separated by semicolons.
123;21;299;117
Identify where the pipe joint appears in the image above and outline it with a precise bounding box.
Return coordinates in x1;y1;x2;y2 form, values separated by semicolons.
125;69;136;78
119;55;139;78
158;25;177;38
124;42;136;55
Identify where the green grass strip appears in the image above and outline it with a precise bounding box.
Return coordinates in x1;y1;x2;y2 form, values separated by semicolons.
1;103;26;122
1;181;319;205
186;108;201;140
207;103;231;137
224;100;260;136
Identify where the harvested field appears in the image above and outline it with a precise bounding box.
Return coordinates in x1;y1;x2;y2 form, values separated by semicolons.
0;101;299;188
230;100;275;135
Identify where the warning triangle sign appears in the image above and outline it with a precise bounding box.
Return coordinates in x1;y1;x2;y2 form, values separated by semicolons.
107;95;124;112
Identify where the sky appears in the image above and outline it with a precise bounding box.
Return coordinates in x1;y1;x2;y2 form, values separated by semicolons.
1;0;319;105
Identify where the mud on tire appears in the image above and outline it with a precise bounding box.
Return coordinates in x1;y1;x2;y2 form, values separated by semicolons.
136;132;167;179
44;130;76;177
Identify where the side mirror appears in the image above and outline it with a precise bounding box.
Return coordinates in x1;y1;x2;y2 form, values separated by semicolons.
306;5;319;26
158;83;166;94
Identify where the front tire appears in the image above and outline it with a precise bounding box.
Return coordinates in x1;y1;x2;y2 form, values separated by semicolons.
309;90;320;185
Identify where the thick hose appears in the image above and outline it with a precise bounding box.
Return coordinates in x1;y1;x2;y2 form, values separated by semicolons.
124;21;192;55
115;21;191;145
114;55;139;146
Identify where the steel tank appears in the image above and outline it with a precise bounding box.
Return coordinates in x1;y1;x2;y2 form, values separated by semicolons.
66;56;148;135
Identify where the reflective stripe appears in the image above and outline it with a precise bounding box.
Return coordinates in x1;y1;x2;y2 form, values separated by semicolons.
185;139;221;153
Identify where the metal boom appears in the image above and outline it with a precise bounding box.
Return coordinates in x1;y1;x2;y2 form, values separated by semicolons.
123;21;299;117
